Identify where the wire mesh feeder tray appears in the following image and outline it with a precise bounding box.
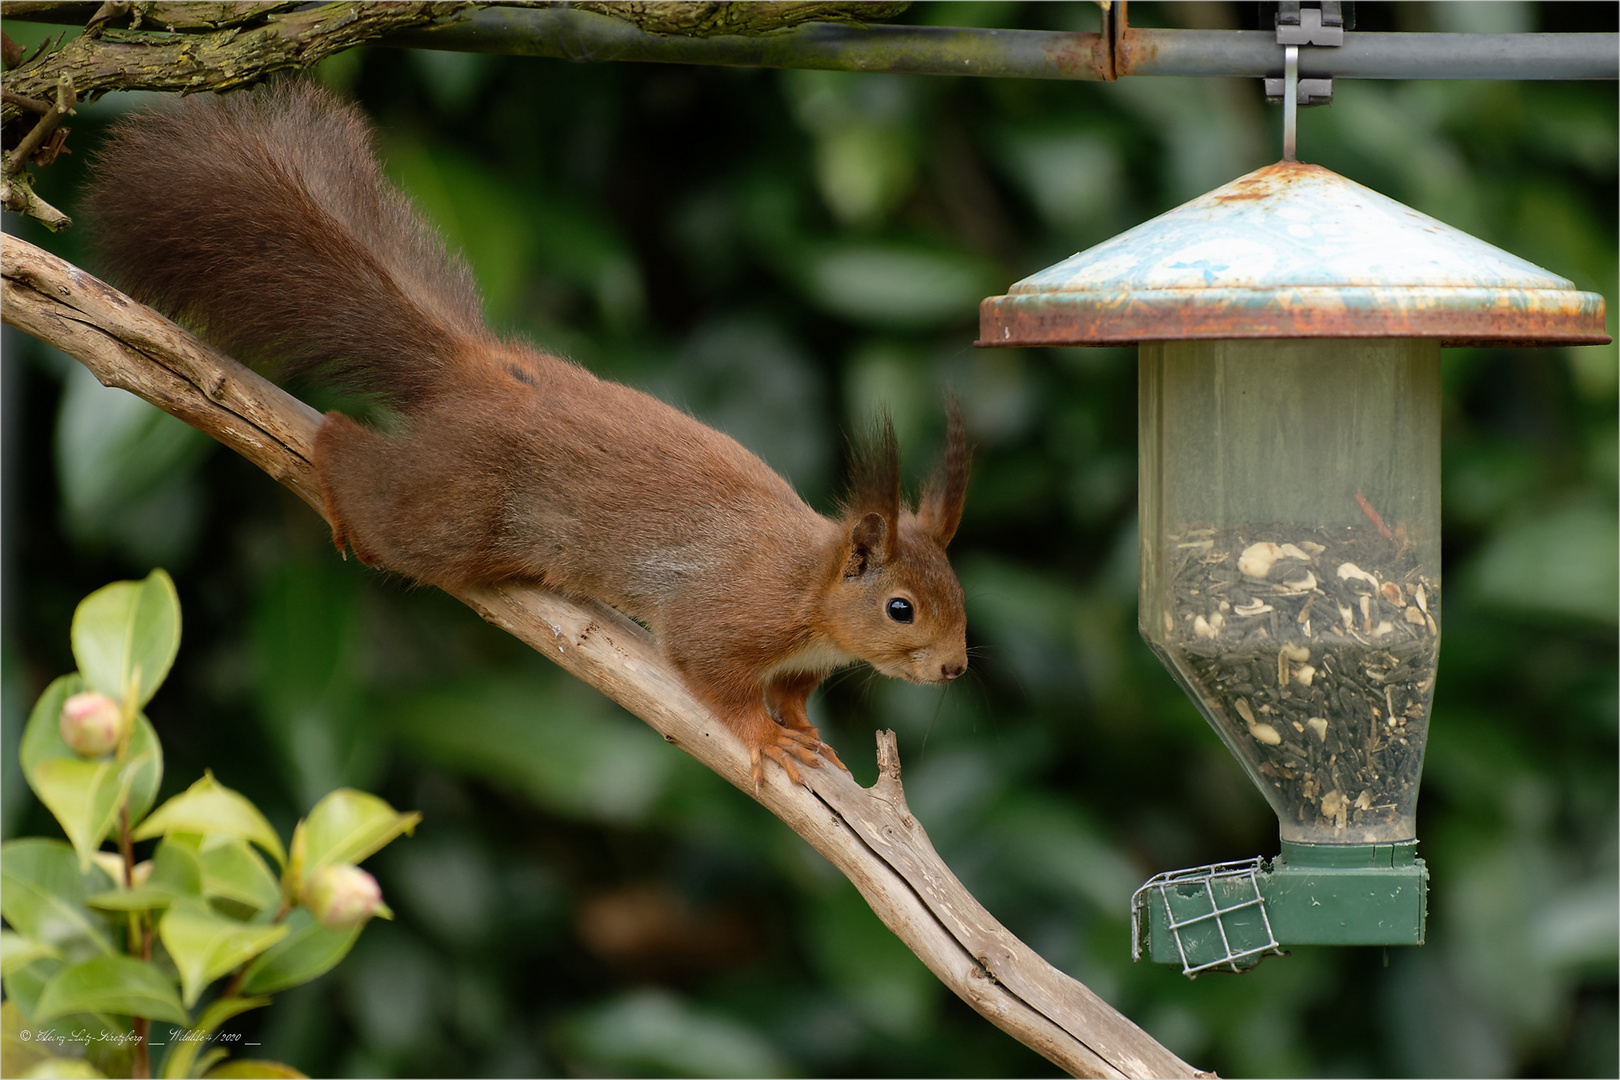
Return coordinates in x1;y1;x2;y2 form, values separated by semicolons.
1131;858;1286;976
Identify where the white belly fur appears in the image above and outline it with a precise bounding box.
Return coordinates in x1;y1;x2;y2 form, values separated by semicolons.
761;640;861;682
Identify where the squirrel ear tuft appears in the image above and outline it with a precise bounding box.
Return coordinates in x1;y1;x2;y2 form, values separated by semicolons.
918;401;970;548
846;512;891;577
843;412;901;563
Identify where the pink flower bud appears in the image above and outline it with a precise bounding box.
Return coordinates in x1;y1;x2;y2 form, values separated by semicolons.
59;691;126;757
303;864;390;931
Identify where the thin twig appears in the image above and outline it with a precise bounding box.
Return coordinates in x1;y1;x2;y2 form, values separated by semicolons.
4;76;75;177
0;172;72;229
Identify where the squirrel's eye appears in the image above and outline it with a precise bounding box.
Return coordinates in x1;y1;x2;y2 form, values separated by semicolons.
886;597;915;624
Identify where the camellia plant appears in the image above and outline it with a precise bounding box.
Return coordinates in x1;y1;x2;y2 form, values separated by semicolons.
2;570;419;1079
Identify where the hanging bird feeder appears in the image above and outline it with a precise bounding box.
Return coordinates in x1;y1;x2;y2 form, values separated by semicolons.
977;96;1608;975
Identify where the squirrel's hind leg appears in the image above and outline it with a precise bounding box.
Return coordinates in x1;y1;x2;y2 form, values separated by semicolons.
313;408;519;588
313;412;385;566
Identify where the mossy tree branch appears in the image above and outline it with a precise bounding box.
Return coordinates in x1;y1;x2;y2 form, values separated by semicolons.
0;0;909;127
1;2;477;128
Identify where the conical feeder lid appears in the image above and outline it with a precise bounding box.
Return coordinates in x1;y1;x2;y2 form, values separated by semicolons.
979;160;1609;348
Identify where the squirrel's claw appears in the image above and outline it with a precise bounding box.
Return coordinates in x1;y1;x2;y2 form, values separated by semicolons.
744;717;834;794
768;703;850;777
816;740;850;774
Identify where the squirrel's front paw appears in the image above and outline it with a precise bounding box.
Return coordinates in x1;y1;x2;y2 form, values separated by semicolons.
737;710;837;794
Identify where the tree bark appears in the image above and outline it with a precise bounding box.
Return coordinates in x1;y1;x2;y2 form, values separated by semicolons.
1;234;1204;1080
0;0;911;124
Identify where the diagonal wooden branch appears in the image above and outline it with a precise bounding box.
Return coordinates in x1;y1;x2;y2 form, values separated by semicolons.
0;234;1203;1080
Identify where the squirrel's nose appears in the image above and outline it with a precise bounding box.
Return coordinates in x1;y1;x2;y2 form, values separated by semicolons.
941;661;966;681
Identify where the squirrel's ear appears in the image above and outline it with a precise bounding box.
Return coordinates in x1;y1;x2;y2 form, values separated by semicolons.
843;412;901;564
918;401;970;548
845;512;891;577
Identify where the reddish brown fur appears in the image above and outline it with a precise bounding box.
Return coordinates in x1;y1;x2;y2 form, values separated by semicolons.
82;82;971;791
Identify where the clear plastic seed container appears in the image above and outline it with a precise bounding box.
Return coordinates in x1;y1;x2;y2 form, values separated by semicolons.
1139;339;1441;844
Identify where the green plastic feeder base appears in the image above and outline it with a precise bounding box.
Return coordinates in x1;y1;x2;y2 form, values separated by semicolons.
1131;842;1428;976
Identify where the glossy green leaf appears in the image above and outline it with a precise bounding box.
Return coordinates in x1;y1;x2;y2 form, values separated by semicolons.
148;837;205;895
235;908;360;996
203;1060;307;1079
86;835;204;913
20;675;80;775
28;757;140;874
196;839;282;914
81;888;175;914
21;678;163;832
70;570;181;709
0;840;114;957
293;789;419;892
158;996;269;1080
32;956;187;1027
119;718;164;831
158;900;289;1008
0;931;62;979
131;774;285;866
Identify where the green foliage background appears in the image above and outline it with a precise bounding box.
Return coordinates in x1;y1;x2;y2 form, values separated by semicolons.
3;2;1615;1075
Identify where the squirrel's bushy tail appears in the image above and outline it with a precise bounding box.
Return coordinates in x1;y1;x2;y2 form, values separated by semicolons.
82;81;486;406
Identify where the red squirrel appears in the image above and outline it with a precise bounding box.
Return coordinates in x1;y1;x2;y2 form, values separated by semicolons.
82;82;970;792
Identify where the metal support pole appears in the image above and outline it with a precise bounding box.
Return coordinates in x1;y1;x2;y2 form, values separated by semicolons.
379;9;1620;83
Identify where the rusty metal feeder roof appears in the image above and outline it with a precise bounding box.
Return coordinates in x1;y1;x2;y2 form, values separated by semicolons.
979;160;1610;348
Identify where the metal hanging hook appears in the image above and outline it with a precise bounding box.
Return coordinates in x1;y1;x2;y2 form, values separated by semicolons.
1282;44;1299;160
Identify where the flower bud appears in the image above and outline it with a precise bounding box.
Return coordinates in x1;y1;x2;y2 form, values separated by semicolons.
303;864;391;931
59;691;126;757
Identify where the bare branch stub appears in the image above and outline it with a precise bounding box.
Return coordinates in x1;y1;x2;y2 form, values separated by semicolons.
0;235;1202;1080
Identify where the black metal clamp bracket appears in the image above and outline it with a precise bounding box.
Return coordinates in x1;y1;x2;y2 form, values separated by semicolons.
1266;1;1346;107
